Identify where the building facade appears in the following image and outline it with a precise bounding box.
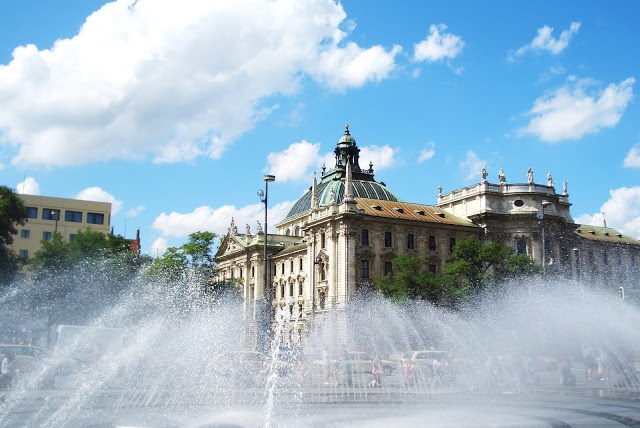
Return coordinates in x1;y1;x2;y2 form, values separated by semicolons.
215;126;640;348
11;194;112;273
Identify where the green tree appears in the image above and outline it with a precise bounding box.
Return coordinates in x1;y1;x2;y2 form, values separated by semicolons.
27;228;150;325
375;254;450;304
443;235;541;296
0;186;28;286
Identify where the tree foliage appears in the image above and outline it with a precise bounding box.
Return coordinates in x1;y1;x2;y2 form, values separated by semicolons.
376;254;448;303
0;186;28;286
25;228;151;325
375;236;542;304
140;231;238;298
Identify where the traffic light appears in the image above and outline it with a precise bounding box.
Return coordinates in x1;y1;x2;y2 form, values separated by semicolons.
618;286;625;300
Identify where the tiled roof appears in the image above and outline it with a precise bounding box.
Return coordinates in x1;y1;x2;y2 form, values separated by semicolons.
355;198;477;227
574;225;640;245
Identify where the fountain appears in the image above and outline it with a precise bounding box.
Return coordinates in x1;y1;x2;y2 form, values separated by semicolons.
0;274;639;427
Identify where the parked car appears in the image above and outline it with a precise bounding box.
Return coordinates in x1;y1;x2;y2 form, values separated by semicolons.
314;351;397;376
401;350;457;382
0;344;47;388
218;350;267;386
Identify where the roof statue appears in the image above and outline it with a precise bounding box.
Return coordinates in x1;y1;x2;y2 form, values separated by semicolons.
498;168;506;184
229;217;237;235
481;166;487;182
246;223;251;236
547;171;555;188
563;180;568;195
256;220;264;234
527;168;534;184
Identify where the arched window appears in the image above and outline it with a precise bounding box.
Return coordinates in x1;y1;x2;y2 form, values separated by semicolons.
517;239;527;255
361;229;369;245
428;235;436;251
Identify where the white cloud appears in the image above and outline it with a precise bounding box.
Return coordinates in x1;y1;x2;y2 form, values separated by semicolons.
152;200;296;239
418;141;435;163
266;140;321;183
0;0;401;167
511;22;580;60
150;237;169;258
624;144;640;168
125;205;145;218
519;77;635;142
16;176;40;195
413;24;464;62
459;151;486;181
359;145;396;171
75;186;123;216
575;187;640;239
310;43;402;92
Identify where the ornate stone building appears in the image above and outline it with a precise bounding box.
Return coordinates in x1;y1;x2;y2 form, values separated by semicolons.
214;125;640;347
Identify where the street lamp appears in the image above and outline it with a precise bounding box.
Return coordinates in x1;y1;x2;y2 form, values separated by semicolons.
539;200;552;275
257;174;275;350
54;209;60;234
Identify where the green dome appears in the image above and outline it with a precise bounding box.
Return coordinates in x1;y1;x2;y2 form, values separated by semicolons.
284;124;400;219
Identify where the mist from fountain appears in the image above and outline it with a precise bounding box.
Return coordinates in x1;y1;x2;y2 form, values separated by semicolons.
0;273;638;427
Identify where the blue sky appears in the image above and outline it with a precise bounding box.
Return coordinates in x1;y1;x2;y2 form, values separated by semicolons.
0;0;639;256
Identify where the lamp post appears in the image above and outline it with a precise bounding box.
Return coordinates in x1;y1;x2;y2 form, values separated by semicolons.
540;200;552;275
54;209;60;234
257;174;275;351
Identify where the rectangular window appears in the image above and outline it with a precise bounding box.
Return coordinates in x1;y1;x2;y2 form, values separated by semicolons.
299;258;303;271
87;212;105;225
428;235;436;251
42;231;52;240
20;229;30;239
361;229;369;246
27;207;38;219
384;261;393;276
407;233;415;249
19;250;29;259
320;262;326;280
251;266;255;278
429;264;437;274
449;238;456;253
384;231;392;247
290;260;294;273
65;210;83;223
69;234;76;242
320;232;326;249
42;208;59;220
360;260;370;278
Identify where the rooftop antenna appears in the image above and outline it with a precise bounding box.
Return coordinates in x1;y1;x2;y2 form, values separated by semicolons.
602;212;607;228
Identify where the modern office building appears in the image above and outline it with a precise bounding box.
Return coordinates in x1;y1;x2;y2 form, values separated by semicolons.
214;125;640;347
12;194;112;270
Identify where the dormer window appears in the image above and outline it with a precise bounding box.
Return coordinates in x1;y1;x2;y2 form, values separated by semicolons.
393;207;404;213
414;210;425;215
371;205;382;211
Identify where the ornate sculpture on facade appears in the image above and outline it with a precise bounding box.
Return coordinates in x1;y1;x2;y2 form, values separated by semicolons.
527;168;534;184
498;168;506;184
256;220;264;234
547;171;555;188
481;166;488;182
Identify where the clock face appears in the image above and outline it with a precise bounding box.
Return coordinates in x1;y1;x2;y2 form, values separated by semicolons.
536;213;544;220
